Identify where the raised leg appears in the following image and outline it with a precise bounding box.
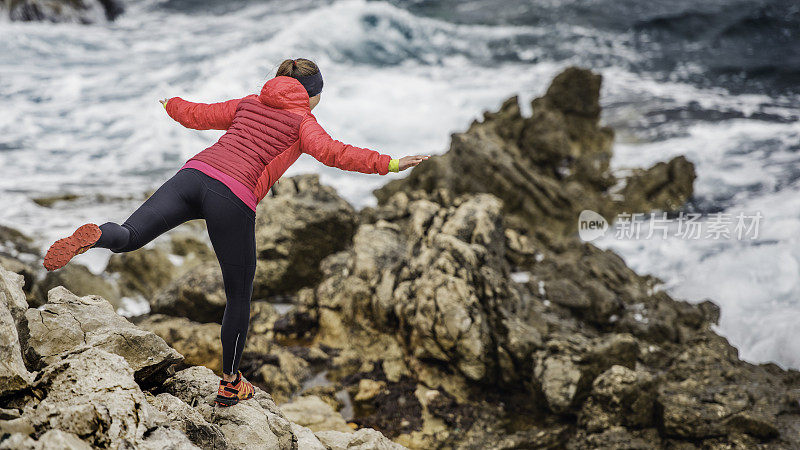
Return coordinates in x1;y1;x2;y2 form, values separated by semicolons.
94;169;203;253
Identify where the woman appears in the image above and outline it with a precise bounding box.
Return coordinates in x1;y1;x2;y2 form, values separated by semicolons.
42;58;429;407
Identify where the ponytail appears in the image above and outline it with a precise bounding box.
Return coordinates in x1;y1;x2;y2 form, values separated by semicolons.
276;58;318;78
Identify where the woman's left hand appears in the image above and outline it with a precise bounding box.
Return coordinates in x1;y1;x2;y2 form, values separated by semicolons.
399;155;430;171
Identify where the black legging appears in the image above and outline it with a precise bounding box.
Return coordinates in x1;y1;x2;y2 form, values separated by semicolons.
94;167;256;375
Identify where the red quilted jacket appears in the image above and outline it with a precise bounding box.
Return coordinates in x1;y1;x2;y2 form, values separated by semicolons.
165;76;392;205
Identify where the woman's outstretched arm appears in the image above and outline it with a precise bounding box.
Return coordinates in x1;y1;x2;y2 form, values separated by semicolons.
160;95;254;130
299;114;427;174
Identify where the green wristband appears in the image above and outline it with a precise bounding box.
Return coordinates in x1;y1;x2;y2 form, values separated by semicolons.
388;158;399;173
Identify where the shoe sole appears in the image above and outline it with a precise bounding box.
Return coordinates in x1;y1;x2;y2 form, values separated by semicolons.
214;395;239;407
43;223;102;271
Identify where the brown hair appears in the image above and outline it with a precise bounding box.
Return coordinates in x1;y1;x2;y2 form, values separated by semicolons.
276;58;319;78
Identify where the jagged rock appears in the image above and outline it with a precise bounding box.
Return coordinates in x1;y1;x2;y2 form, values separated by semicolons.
32;263;121;309
106;247;177;300
0;226;40;303
658;333;790;441
315;428;408;450
138;427;199;449
0;297;32;396
25;286;182;383
545;278;591;310
374;67;694;237
248;301;280;341
292;423;327;450
0;265;33;395
0;429;92;450
570;427;662;449
3;0;124;23
578;365;656;432
533;333;639;415
24;348;160;447
354;379;386;402
0;264;28;327
537;354;583;414
254;174;357;297
313;193;536;387
163;366;297;449
249;347;312;403
281;395;353;433
147;393;227;448
151;262;226;323
621;155;696;214
0;255;37;302
170;233;215;261
0;225;40;257
138;314;223;374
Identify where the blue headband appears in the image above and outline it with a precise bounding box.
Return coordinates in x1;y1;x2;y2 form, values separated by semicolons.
296;71;323;98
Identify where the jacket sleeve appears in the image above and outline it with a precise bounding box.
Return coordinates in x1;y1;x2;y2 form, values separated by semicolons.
299;114;391;175
165;95;251;130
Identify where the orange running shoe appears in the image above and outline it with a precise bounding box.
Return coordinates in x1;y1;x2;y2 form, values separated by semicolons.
43;223;102;271
215;371;255;407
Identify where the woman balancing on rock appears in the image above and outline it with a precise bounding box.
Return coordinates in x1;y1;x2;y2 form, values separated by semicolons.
42;58;429;406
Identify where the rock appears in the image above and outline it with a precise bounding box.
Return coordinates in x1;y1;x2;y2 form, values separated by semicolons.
570;427;662;449
545;278;591;310
248;301;280;341
170;233;215;261
658;334;786;441
621;155;696;214
31;193;80;207
163;366;296;449
0;264;29;327
3;0;125;23
292;423;327;450
538;355;583;414
315;428;408;450
32;263;121;309
25;286;182;383
0;224;40;257
254;174;357;297
532;333;639;415
25;348;159;448
138;314;223;374
147;393;227;448
0;265;34;395
251;348;311;403
579;365;656;432
151;263;226;323
106;247;177;300
138;427;199;449
312;193;540;390
0;429;93;450
0;297;32;396
0;255;37;302
374;67;694;238
282;395;353;433
354;379;386;402
302;385;344;412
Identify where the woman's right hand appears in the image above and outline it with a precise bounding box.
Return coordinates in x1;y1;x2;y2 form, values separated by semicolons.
399;155;430;171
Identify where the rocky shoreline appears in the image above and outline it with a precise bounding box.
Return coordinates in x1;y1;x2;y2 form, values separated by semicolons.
1;68;798;449
2;0;124;23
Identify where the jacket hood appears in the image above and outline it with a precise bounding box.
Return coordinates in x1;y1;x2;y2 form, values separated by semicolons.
259;76;310;112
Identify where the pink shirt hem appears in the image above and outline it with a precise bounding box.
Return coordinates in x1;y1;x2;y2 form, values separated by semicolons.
180;160;258;212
